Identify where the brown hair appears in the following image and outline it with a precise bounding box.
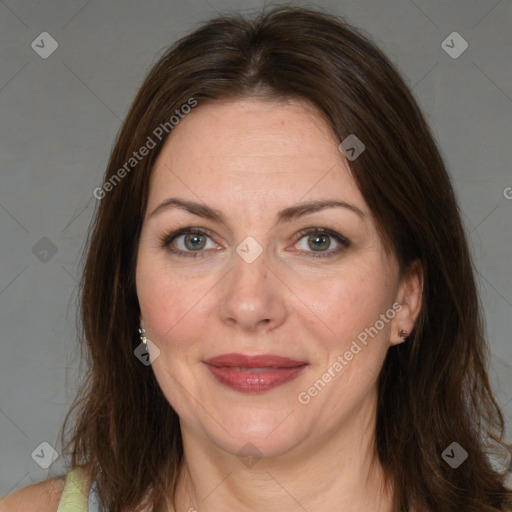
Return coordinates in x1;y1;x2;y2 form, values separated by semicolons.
60;5;512;511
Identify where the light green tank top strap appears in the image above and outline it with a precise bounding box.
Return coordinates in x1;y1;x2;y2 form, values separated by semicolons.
56;466;90;512
56;465;175;511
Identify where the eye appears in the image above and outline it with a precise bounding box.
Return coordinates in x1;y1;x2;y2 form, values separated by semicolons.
160;227;350;259
160;228;219;258
293;228;350;258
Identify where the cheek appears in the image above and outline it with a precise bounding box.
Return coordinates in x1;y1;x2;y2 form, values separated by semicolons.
136;255;217;350
296;265;396;418
137;257;185;340
294;262;394;351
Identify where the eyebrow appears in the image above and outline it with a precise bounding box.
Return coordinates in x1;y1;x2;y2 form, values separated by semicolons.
147;197;365;223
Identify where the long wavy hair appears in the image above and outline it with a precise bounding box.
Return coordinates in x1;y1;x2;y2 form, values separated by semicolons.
59;5;512;511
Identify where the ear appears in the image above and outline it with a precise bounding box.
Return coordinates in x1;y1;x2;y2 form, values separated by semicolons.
389;259;423;346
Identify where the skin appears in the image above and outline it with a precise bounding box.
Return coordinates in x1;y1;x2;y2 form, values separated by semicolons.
135;97;423;512
0;477;65;512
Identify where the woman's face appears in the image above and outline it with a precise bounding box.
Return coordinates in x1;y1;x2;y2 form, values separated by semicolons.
136;97;420;460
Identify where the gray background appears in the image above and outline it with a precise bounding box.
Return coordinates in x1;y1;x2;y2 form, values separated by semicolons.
1;0;511;497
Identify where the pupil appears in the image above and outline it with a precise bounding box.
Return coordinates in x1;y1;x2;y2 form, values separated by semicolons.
310;234;329;251
186;234;205;250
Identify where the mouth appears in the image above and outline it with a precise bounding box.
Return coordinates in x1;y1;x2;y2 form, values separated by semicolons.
203;353;308;393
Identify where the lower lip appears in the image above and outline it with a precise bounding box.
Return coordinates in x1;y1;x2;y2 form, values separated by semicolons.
204;364;307;392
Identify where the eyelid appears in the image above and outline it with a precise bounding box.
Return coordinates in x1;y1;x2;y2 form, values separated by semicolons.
291;227;350;258
161;226;216;247
293;227;350;246
160;227;220;258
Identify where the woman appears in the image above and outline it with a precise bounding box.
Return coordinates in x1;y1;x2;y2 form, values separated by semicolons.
2;5;511;512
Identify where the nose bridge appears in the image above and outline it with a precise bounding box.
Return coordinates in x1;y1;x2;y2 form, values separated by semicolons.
218;237;286;331
230;239;269;300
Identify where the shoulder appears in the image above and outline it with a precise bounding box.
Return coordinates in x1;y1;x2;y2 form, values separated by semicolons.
0;476;66;512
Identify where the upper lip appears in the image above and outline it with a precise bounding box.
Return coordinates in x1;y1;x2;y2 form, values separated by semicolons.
204;353;308;368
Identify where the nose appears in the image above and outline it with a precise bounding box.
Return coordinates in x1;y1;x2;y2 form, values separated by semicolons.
218;246;288;333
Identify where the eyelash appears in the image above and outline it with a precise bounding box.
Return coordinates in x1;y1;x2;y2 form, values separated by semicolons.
159;227;350;259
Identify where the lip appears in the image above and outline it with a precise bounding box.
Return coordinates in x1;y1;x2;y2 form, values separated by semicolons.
204;353;307;368
203;353;308;393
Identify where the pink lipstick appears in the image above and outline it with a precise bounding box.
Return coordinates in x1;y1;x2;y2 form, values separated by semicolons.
203;353;308;392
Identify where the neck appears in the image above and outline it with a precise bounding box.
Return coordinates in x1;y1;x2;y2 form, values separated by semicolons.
170;389;394;512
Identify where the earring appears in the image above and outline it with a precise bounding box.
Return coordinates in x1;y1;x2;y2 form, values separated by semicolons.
138;325;147;346
398;329;408;338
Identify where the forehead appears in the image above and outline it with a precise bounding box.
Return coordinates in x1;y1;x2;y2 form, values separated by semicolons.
147;97;365;213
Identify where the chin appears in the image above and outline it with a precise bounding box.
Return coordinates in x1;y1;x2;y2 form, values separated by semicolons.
201;410;306;460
